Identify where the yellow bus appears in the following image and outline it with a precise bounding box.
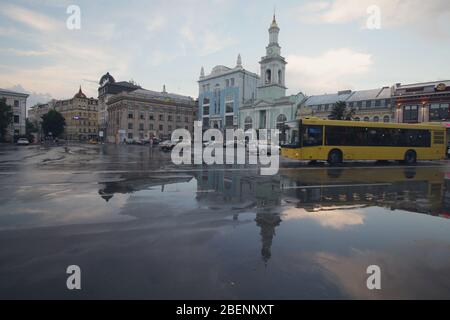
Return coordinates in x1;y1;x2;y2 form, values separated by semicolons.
281;118;447;165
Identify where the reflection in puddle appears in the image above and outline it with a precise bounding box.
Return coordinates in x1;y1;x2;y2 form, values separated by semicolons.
2;154;450;298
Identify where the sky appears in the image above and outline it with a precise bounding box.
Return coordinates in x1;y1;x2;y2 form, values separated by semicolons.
0;0;450;108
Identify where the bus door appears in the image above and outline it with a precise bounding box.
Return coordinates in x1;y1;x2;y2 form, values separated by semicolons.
301;125;324;160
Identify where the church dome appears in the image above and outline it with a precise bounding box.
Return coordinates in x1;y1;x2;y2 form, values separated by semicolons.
74;86;87;99
99;72;115;86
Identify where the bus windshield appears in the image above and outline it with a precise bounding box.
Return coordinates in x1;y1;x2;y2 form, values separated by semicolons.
281;120;300;147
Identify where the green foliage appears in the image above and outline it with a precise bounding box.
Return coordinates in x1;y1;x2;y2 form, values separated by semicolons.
329;101;355;121
0;98;13;141
41;109;66;138
25;118;38;143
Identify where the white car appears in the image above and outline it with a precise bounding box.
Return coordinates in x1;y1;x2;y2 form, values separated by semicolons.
159;140;177;151
247;141;280;155
16;138;30;146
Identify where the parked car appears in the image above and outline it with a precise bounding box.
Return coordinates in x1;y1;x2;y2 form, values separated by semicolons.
16;138;30;146
159;140;176;151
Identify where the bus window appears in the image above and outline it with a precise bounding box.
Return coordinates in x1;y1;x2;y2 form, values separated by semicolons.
302;125;323;147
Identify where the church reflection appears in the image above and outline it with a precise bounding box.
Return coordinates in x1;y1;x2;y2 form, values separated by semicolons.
96;165;450;265
195;169;283;263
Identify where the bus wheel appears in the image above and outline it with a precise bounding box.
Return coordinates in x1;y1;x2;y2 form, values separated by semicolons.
328;149;343;165
404;150;417;165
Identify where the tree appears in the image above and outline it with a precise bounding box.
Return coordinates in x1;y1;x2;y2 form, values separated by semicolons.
41;109;66;138
329;101;355;120
0;98;13;142
25;118;38;142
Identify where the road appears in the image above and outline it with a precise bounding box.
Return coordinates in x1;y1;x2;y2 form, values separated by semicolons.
0;143;450;299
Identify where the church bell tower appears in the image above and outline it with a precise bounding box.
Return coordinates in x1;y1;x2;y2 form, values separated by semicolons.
257;14;287;100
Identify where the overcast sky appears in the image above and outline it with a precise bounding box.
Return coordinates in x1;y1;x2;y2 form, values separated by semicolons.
1;0;450;107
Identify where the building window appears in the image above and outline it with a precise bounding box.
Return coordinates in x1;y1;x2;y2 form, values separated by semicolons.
168;125;172;132
128;123;133;129
140;113;144;120
149;124;154;130
225;116;233;127
403;105;419;123
202;118;209;127
244;116;252;131
159;114;164;121
13;115;19;123
429;104;449;121
373;116;379;122
128;113;133;119
363;117;370;122
278;70;282;84
230;78;235;86
354;117;360;121
128;133;133;139
139;123;144;131
149;114;154;120
383;115;390;123
168;115;173;121
357;101;363;109
185;117;188;123
225;102;233;113
203;106;209;115
375;100;381;107
226;79;229;87
159;124;163;131
176;115;181;122
14;100;19;108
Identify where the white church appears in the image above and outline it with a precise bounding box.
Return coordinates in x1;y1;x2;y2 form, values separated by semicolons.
239;15;306;141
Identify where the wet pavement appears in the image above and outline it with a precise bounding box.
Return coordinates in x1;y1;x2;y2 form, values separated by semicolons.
0;143;450;299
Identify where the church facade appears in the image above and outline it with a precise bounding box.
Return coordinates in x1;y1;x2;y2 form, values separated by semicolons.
239;15;306;142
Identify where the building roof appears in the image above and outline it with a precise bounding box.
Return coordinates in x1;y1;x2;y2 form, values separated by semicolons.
199;64;259;82
74;86;87;99
346;87;391;102
108;88;195;105
395;80;450;89
304;91;353;106
99;72;116;85
0;88;29;98
304;87;391;106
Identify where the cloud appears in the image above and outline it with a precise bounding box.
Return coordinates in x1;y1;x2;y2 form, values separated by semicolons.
147;15;167;32
5;84;53;109
287;48;373;94
0;3;60;31
0;48;49;56
298;0;450;33
282;207;365;230
179;23;237;56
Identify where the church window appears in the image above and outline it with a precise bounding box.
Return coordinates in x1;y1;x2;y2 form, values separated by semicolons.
265;69;271;84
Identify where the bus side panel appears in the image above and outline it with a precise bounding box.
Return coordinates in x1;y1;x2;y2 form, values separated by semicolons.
318;146;444;161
